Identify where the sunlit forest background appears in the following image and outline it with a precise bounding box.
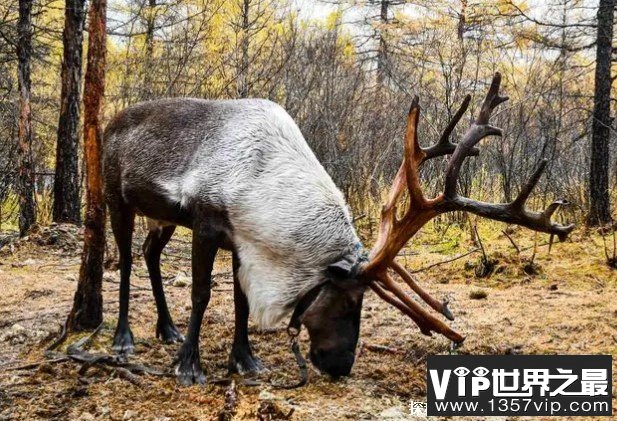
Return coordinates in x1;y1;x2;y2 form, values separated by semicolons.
0;0;606;230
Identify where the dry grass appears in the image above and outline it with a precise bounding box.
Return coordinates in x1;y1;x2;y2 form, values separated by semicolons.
0;221;616;420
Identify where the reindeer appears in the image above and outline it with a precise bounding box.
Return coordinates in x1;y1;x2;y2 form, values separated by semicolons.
102;74;573;385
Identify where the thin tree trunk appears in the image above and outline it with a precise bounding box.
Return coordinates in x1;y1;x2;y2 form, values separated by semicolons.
238;0;250;98
142;0;156;100
16;0;36;237
587;0;614;226
457;0;467;40
67;0;107;331
53;0;85;225
376;0;389;85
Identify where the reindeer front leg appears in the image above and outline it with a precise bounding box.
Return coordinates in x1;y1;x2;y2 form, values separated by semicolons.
228;251;265;375
174;226;221;386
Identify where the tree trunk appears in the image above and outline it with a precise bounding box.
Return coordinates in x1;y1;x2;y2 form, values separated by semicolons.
142;0;156;100
238;0;250;98
457;0;467;40
16;0;36;237
376;0;389;85
587;0;614;226
53;0;85;225
67;0;107;331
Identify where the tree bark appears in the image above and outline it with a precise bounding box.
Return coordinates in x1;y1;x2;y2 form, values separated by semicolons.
376;0;389;85
238;0;250;98
16;0;36;237
587;0;614;226
67;0;107;331
53;0;85;225
457;0;467;40
142;0;156;100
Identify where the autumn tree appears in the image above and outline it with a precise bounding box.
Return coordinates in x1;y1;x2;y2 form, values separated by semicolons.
53;0;86;224
67;0;107;330
497;0;612;224
16;0;36;236
231;0;284;98
141;0;158;100
348;0;406;86
0;0;602;229
376;0;390;85
587;0;614;225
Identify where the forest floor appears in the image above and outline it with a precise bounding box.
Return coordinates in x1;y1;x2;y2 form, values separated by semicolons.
0;220;615;420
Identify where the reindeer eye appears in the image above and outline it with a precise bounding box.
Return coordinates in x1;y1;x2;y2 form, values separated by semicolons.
453;367;470;377
473;367;489;377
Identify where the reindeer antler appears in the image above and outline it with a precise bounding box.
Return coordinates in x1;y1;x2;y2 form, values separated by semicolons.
361;73;574;343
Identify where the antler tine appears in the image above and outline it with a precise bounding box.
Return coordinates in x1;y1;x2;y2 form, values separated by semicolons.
408;96;423;159
403;98;425;205
366;98;426;271
369;282;433;336
373;274;464;343
512;159;548;208
444;73;508;199
390;261;454;320
545;199;569;219
476;72;509;125
442;158;575;239
381;97;423;213
543;201;573;241
422;95;479;162
438;95;471;146
513;159;572;231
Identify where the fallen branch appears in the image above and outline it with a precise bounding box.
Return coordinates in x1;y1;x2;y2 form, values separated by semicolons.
46;349;172;378
474;225;488;262
501;230;520;254
111;366;145;386
5;356;69;371
218;380;238;421
352;214;367;222
409;248;480;273
44;323;172;383
362;343;404;355
46;318;70;351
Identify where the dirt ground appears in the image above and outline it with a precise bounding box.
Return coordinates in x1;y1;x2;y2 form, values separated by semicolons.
0;222;616;420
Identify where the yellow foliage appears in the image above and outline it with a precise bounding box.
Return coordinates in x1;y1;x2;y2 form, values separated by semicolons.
325;10;343;30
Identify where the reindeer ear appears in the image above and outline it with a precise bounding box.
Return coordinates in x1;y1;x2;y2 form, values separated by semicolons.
327;258;355;279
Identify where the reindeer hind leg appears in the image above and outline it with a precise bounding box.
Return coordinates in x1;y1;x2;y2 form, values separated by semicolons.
143;219;184;343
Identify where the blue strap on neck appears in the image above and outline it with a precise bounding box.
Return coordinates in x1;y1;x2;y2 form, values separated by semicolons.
353;242;369;262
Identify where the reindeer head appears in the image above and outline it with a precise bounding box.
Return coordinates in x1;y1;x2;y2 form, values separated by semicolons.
297;73;574;377
294;254;366;377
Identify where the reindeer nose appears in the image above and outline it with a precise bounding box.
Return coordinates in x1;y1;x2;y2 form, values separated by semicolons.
310;348;355;377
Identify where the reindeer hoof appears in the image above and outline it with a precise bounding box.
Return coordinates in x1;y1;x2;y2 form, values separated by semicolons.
156;320;185;344
112;326;134;355
175;344;206;386
228;350;267;375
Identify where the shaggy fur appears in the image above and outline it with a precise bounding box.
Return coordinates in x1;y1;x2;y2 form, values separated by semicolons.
103;98;361;327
